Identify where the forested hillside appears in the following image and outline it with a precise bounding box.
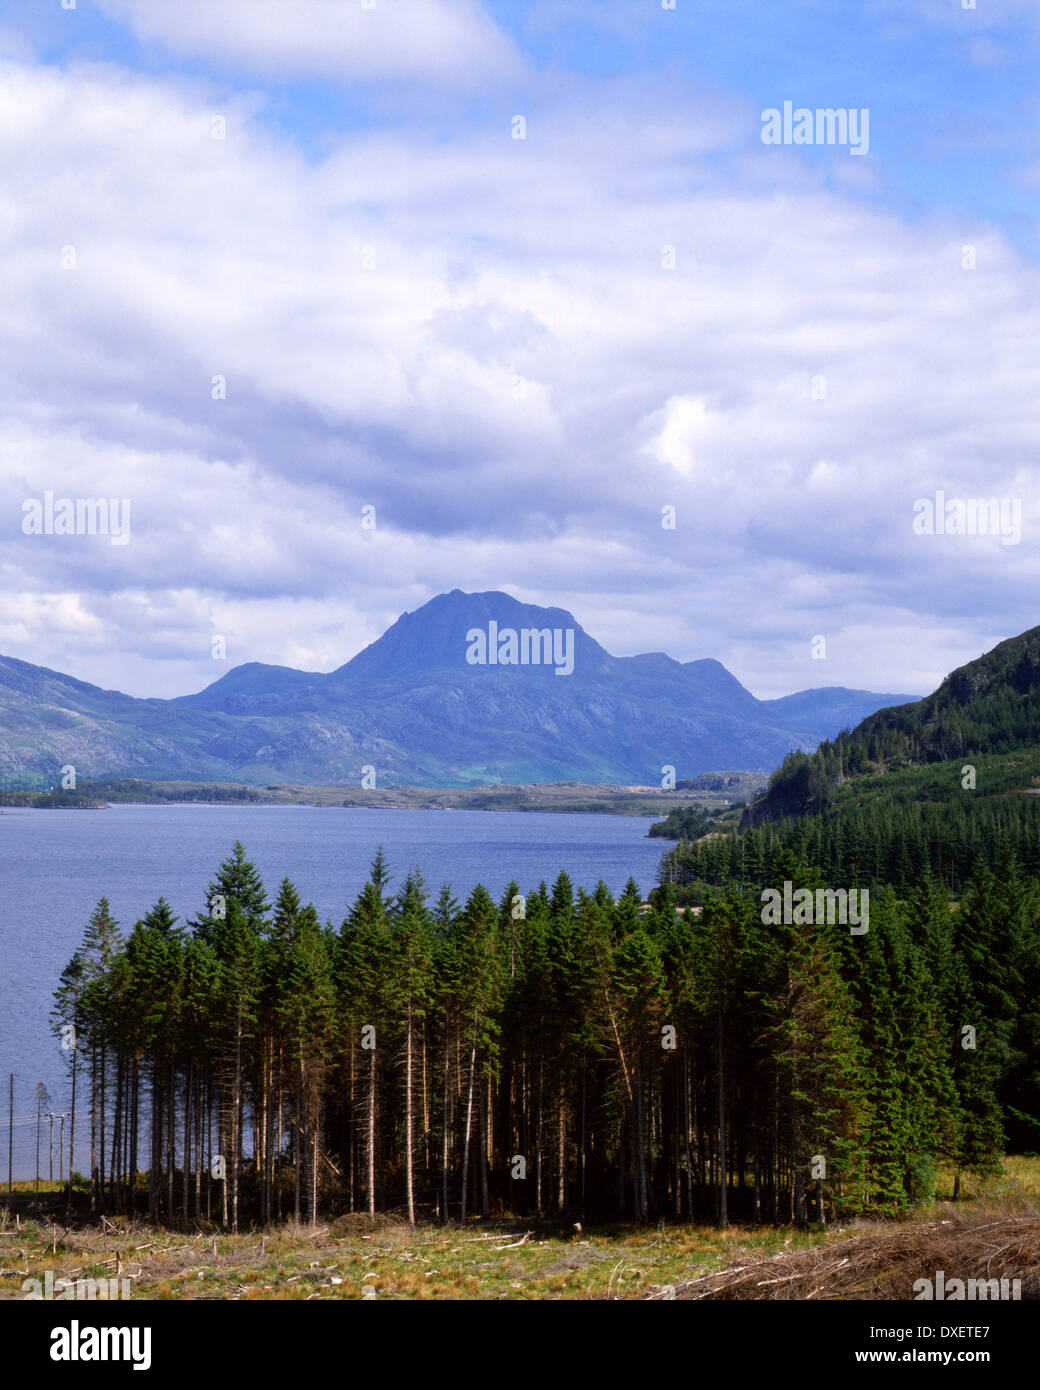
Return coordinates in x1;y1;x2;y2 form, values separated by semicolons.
746;624;1040;824
51;841;1029;1233
645;627;1040;1169
661;624;1040;897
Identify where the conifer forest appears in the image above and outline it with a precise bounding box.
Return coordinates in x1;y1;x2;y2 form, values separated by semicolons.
50;835;1037;1231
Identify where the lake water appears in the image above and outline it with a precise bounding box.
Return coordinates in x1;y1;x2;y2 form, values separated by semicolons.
0;804;665;1179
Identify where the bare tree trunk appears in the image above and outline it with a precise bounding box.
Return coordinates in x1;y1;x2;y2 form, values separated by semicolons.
264;1037;275;1226
295;1046;303;1223
421;1024;429;1182
683;1048;693;1221
441;1025;451;1222
99;1041;107;1213
405;1006;415;1225
717;996;728;1227
478;1075;489;1218
194;1070;202;1220
556;1083;566;1214
111;1060;122;1212
183;1059;191;1222
220;1093;229;1228
347;1049;355;1213
130;1060;138;1219
90;1042;98;1213
460;1014;478;1225
579;1064;587;1215
149;1059;158;1224
310;1115;318;1227
630;1066;645;1221
277;1046;284;1222
229;1018;242;1231
535;1050;543;1216
367;1045;376;1216
168;1054;175;1222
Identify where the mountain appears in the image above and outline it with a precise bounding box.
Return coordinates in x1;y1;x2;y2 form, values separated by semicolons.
0;590;917;787
759;687;921;747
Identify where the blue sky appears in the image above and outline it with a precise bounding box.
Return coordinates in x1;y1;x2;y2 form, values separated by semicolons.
2;0;1039;703
19;0;1040;245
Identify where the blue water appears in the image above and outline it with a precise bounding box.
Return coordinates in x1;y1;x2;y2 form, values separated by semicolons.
0;804;664;1178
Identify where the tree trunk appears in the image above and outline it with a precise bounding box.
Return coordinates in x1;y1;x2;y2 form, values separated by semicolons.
295;1044;304;1223
90;1041;98;1213
405;1006;415;1225
441;1022;451;1223
149;1058;159;1224
130;1060;139;1219
99;1041;107;1213
556;1083;566;1214
683;1048;693;1221
111;1060;122;1213
168;1054;175;1221
367;1045;376;1215
717;996;728;1227
460;1015;478;1225
183;1060;191;1222
479;1074;489;1218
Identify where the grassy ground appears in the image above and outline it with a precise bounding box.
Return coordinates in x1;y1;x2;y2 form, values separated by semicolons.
1;1159;1035;1301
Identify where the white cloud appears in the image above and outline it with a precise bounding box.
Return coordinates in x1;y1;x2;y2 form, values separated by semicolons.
94;0;521;85
2;52;1039;700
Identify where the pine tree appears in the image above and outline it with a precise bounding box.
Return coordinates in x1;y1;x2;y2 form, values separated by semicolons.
276;893;335;1224
340;851;392;1214
51;951;88;1221
212;898;260;1230
453;884;502;1223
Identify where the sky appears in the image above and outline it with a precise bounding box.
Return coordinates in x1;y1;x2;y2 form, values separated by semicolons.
2;0;1039;701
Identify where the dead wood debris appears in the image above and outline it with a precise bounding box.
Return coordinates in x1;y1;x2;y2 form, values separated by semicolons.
646;1211;1040;1301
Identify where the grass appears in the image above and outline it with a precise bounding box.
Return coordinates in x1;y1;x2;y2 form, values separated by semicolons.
1;1158;1036;1301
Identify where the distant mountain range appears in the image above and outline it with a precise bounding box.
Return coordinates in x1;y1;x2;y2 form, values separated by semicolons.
0;590;918;787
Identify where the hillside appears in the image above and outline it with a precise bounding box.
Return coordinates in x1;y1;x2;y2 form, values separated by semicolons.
745;622;1040;826
0;591;915;787
656;621;1040;898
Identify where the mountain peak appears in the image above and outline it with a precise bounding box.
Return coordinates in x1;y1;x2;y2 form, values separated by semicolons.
334;589;609;682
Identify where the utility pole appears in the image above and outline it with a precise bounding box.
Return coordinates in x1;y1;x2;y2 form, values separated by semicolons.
47;1113;55;1182
58;1113;69;1182
7;1074;12;1193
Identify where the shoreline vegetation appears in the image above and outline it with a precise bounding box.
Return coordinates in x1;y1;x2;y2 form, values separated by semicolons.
0;772;767;817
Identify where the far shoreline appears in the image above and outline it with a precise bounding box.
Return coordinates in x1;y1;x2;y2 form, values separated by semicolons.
0;772;767;819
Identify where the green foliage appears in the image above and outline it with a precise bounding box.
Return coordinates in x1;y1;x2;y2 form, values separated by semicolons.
647;805;716;840
57;829;1035;1228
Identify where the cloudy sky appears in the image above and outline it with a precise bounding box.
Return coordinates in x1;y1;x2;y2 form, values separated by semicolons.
2;0;1039;701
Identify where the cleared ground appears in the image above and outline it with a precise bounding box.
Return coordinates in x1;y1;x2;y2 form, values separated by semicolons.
1;1159;1035;1301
